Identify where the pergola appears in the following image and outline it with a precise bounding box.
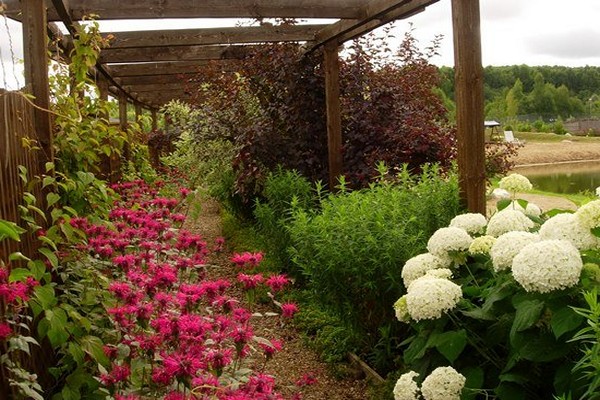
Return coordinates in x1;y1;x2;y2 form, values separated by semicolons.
5;0;484;212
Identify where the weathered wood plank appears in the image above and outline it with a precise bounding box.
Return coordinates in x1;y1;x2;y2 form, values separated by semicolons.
452;0;485;213
324;43;342;190
22;0;53;168
102;25;326;49
111;83;190;93
3;0;366;20
310;0;438;50
108;61;238;77
115;74;197;86
99;44;254;63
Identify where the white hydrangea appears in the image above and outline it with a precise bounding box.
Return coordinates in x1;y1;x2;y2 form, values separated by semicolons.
596;186;600;197
406;275;462;321
393;371;420;400
393;296;410;323
423;268;453;280
490;231;540;272
468;235;496;255
486;209;535;237
427;227;473;259
402;253;450;288
540;212;600;251
499;173;533;193
449;213;487;235
576;200;600;230
420;366;466;400
506;200;542;218
512;239;583;293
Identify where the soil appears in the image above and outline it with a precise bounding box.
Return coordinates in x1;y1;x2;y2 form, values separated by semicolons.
184;196;370;400
511;140;600;166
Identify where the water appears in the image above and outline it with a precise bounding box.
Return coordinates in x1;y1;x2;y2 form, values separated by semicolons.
513;161;600;194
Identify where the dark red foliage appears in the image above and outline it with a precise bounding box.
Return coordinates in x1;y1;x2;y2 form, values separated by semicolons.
188;24;456;197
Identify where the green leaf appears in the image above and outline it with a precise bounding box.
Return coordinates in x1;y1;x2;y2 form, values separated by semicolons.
68;342;85;365
42;176;56;188
430;329;468;363
34;285;57;310
497;199;511;211
39;247;58;268
592;227;600;239
46;307;69;347
80;335;109;367
0;219;24;241
38;235;58;251
46;192;61;208
510;299;545;343
9;268;33;282
496;382;526;400
9;252;31;262
551;307;585;339
462;366;484;400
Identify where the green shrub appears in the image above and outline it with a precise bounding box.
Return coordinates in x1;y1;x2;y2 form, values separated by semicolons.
287;164;461;373
253;167;319;275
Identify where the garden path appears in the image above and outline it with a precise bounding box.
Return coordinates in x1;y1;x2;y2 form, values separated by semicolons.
184;196;370;400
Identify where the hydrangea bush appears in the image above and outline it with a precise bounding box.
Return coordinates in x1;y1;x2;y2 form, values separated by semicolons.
392;173;600;400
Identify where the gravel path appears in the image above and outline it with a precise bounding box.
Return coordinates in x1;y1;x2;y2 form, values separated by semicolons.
184;195;371;400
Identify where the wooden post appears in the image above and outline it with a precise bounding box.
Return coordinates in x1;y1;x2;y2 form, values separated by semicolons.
22;0;53;168
135;103;142;123
324;43;342;190
119;91;130;160
452;0;485;213
151;108;158;131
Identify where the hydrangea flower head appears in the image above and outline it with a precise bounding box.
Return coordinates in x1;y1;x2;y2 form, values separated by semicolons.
393;295;410;323
576;200;600;230
486;209;535;237
490;231;540;272
540;212;599;250
507;200;542;218
426;227;473;260
405;275;462;321
512;239;583;293
401;253;450;288
393;370;420;400
468;235;496;255
420;366;466;400
449;213;487;235
499;173;532;193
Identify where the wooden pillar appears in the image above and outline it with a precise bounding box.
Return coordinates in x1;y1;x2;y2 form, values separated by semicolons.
22;0;53;167
151;109;158;131
324;43;342;190
135;103;142;123
452;0;485;213
119;92;130;160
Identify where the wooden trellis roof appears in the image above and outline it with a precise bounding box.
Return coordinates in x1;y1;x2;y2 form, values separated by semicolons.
5;0;439;108
5;0;486;213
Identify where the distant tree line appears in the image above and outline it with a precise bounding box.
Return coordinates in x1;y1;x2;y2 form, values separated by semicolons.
438;65;600;122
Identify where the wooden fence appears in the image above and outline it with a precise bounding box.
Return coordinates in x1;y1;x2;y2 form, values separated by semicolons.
0;90;45;261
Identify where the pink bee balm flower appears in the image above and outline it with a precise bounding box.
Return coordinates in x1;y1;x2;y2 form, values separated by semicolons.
281;302;299;318
237;273;264;290
295;373;318;387
265;274;290;292
0;322;12;340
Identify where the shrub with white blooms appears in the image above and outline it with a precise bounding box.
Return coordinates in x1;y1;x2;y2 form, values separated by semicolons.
393;296;410;323
426;227;473;259
539;212;600;251
402;253;450;288
468;235;496;255
405;273;462;321
393;371;420;400
512;239;583;293
576;199;600;230
499;173;533;193
490;231;540;272
449;213;487;235
486;209;535;237
507;200;542;218
420;366;466;400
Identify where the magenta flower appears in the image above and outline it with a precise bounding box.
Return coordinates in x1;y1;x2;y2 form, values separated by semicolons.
281;302;299;318
0;322;12;340
237;273;264;290
265;274;290;292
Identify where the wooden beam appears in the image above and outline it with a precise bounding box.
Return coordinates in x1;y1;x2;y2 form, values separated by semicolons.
115;74;197;86
22;0;53;167
324;43;342;190
111;83;189;93
309;0;438;50
452;0;484;213
102;24;327;49
3;0;367;20
99;44;254;63
107;61;236;77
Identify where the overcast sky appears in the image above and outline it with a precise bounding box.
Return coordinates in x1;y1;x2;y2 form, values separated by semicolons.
2;0;600;90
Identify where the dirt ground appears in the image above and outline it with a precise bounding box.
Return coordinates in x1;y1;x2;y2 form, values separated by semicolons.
511;140;600;166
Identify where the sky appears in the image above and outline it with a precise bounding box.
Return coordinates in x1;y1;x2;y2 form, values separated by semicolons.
2;0;600;90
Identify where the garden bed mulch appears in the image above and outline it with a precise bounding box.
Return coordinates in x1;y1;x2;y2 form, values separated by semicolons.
183;195;370;400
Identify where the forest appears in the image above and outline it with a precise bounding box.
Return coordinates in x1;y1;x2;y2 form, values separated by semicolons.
438;65;600;123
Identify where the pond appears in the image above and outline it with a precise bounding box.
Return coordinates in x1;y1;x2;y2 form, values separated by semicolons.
513;161;600;194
